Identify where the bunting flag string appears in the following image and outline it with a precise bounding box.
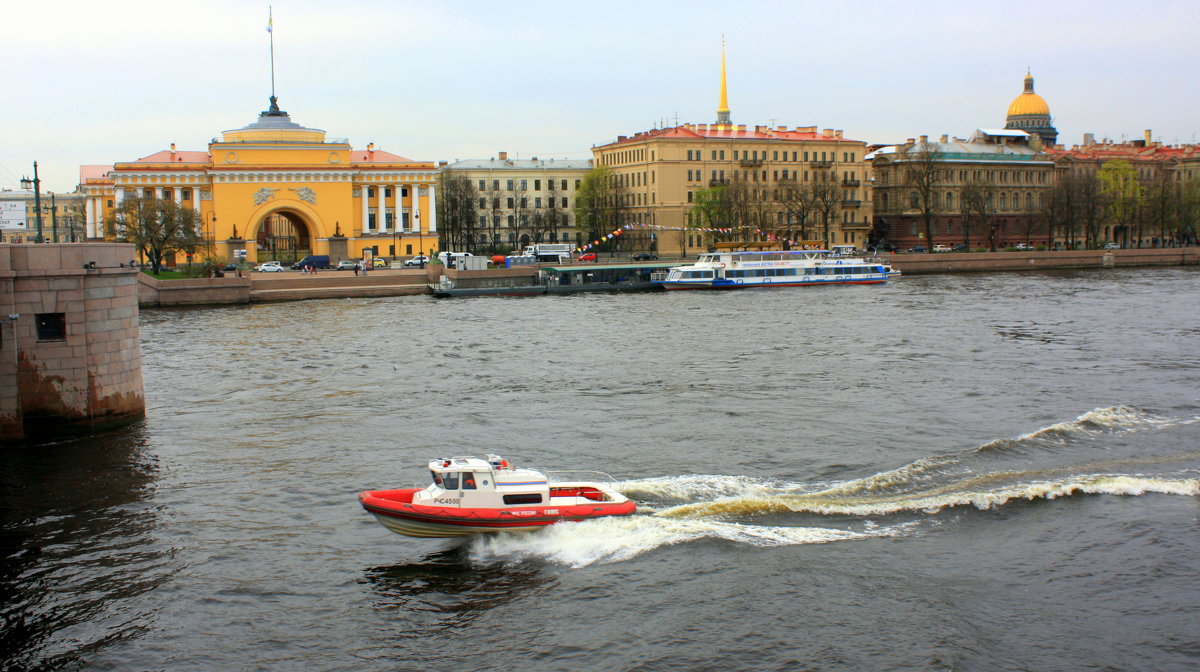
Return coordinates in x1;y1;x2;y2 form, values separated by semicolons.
573;223;821;254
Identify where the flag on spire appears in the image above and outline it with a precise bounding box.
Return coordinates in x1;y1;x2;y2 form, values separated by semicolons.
267;8;273;33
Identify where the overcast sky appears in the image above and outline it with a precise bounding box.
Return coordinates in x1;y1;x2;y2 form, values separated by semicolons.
4;0;1198;192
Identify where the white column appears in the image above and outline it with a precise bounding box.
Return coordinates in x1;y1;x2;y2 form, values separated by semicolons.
377;183;386;233
427;180;437;233
155;186;163;201
361;184;369;233
174;187;183;209
411;184;422;234
85;197;96;238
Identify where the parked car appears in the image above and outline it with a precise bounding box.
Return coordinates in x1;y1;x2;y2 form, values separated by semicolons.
932;244;952;253
336;260;360;271
1014;243;1034;251
907;245;927;253
1104;242;1120;249
403;255;430;267
951;244;969;252
254;261;284;272
291;255;331;270
578;253;597;262
632;252;659;261
371;258;389;268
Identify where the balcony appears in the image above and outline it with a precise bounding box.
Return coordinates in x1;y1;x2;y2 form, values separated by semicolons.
809;160;833;168
709;179;729;187
842;179;861;187
842;199;863;208
738;159;764;168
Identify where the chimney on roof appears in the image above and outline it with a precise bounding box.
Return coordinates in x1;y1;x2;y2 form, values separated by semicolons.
498;151;508;160
778;126;787;132
1083;133;1095;146
940;134;948;143
1145;129;1153;146
170;143;176;152
823;129;834;137
737;124;746;132
368;142;375;151
439;161;448;167
919;135;928;145
531;156;538;162
906;138;915;145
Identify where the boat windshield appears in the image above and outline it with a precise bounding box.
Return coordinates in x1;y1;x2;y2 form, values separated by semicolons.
442;472;460;489
430;471;443;486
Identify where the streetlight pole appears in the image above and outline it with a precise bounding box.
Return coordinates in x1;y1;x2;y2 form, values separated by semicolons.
20;161;44;243
49;192;58;243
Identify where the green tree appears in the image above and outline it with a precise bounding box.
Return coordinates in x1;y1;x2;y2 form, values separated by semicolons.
105;195;202;273
776;178;818;244
573;166;623;250
1098;160;1142;247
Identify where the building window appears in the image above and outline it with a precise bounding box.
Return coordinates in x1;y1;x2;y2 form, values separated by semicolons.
520;179;528;190
406;244;412;255
507;198;514;208
107;199;114;207
385;187;392;197
561;197;567;207
478;179;485;190
182;189;191;199
368;212;376;228
36;313;66;341
367;187;376;198
507;179;514;190
535;197;542;208
687;191;693;203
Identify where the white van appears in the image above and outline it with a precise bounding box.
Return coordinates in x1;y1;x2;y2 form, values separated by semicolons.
437;252;473;267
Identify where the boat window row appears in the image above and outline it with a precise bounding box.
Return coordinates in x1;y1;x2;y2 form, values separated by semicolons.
433;471;478;489
503;493;543;505
680;270;715;279
724;266;881;278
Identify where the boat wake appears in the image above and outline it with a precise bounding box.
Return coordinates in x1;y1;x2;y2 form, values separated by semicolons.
468;406;1199;568
467;515;920;569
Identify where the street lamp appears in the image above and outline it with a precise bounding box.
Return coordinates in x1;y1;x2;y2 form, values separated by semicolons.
19;161;44;243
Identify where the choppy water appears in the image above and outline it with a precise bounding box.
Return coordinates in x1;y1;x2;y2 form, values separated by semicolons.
4;267;1200;671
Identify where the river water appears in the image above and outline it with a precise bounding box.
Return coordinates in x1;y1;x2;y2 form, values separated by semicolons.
3;267;1199;671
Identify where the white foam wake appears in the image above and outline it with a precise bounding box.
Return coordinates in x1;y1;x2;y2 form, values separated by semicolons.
655;475;1199;519
466;515;918;568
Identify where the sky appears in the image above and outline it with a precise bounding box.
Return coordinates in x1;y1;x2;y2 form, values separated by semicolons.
4;0;1199;193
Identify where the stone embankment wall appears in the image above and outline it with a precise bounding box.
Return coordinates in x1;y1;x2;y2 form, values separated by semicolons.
887;247;1199;274
1;243;145;441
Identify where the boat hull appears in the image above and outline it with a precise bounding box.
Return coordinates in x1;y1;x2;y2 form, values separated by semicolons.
359;488;636;538
657;277;887;290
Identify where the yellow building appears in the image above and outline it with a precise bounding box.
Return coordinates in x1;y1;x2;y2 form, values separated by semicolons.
590;46;873;255
79;97;439;265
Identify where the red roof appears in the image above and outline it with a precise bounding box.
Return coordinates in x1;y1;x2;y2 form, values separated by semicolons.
351;149;414;163
133;150;211;163
603;124;859;147
79;165;112;182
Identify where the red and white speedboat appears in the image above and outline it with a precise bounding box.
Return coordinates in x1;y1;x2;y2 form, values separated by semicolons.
359;454;636;538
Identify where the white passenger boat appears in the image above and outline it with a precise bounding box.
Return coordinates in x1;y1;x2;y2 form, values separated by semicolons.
650;250;898;290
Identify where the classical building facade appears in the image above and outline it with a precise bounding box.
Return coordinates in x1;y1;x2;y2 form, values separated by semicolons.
440;153;592;250
870;129;1055;250
78;98;439;265
0;190;85;244
589;47;872;255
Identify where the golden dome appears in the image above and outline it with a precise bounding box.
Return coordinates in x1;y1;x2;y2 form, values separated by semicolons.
1007;73;1050;117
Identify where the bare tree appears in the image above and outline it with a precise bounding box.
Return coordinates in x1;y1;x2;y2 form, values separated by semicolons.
436;172;478;253
811;178;843;249
777;178;818;245
960;179;995;251
902;141;944;253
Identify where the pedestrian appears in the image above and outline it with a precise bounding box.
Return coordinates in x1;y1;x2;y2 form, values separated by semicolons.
353;262;359;276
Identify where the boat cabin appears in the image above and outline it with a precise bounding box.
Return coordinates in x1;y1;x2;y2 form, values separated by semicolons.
418;455;615;508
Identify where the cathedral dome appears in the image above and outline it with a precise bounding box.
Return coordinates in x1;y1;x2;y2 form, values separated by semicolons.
1007;73;1050;117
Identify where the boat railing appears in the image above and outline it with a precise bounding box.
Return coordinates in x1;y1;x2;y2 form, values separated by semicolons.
649;271;670;282
545;469;619;485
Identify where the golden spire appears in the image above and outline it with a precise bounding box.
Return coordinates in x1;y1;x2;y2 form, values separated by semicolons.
716;37;730;126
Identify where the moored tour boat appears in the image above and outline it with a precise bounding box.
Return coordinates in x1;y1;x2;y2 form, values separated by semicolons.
651;249;897;290
359;454;636;538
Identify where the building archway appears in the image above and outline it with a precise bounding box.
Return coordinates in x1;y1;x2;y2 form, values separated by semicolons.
255;209;312;264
